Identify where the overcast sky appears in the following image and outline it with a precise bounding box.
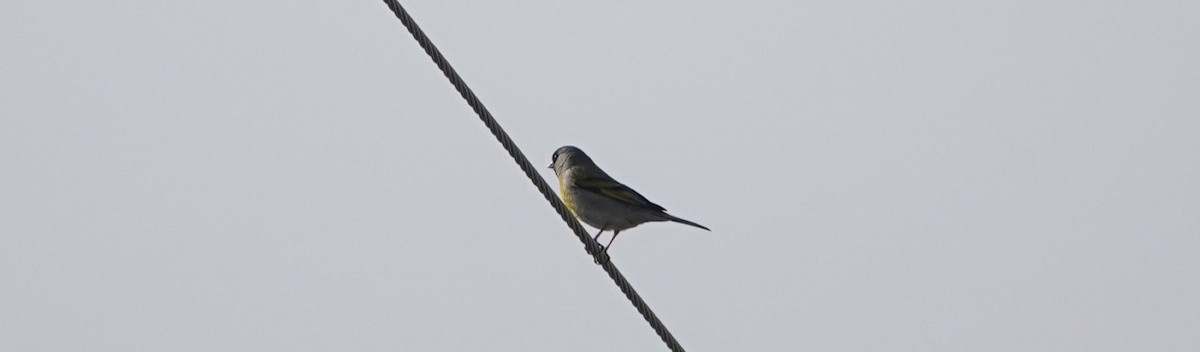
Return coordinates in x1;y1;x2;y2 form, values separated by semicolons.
2;1;1198;351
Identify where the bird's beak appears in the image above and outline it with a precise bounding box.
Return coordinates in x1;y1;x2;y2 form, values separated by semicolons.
547;163;553;169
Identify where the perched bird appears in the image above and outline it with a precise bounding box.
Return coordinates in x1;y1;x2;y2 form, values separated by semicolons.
548;146;709;253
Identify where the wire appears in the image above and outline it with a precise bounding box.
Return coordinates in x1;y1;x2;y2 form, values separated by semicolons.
380;1;687;351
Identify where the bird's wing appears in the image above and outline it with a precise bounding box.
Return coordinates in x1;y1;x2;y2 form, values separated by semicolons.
574;175;667;212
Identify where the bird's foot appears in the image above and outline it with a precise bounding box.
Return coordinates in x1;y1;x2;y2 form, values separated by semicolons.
593;248;610;265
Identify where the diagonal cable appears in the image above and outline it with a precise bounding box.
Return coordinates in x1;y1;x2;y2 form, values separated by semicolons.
380;1;685;351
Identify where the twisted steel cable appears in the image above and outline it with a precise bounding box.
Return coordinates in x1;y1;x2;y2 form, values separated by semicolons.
380;1;686;351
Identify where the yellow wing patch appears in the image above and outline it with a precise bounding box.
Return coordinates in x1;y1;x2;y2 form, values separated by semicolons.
574;176;666;212
597;187;642;204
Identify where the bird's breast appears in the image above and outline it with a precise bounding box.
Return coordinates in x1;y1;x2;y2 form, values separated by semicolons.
558;177;576;215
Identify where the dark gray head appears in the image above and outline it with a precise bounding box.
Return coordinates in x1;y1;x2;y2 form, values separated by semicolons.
548;145;597;176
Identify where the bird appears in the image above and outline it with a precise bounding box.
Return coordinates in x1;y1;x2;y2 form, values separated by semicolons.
548;146;709;254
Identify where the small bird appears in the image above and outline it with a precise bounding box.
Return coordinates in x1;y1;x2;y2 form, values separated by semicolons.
548;146;709;253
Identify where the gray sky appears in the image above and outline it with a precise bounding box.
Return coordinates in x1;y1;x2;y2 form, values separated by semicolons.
2;1;1198;351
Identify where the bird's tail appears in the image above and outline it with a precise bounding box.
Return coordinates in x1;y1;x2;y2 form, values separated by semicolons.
659;213;710;231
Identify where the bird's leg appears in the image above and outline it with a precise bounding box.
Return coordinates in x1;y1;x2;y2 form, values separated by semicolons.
602;230;621;254
592;227;610;265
